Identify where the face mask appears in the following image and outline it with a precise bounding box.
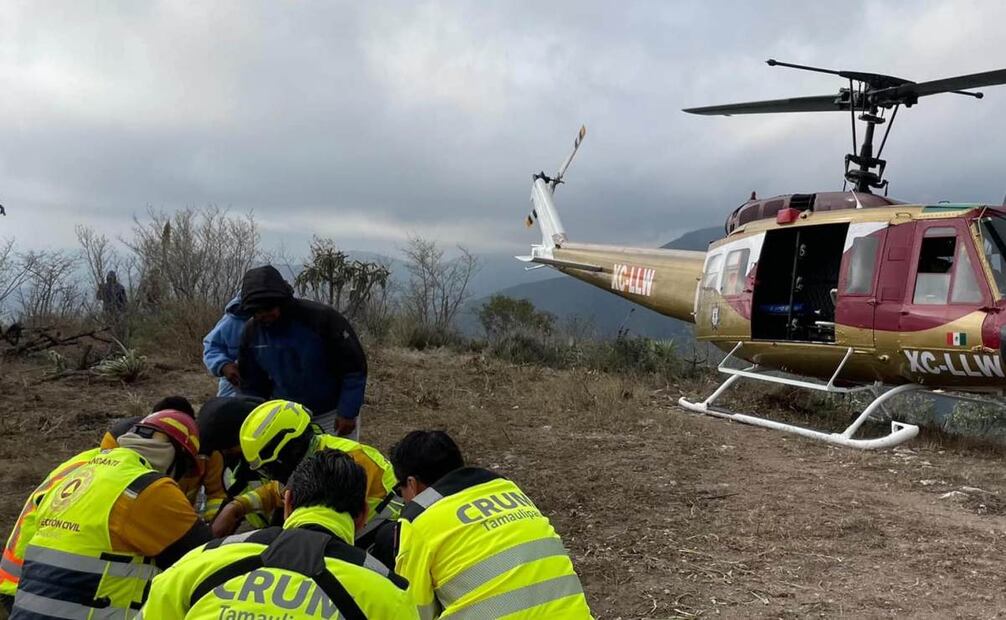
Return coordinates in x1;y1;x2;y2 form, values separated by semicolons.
117;432;177;473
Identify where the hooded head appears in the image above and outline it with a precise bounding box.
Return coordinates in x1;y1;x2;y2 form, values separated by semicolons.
240;265;294;323
197;395;263;458
106;270;118;285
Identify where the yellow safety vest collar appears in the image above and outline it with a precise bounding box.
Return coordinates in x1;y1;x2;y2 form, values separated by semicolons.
188;513;406;618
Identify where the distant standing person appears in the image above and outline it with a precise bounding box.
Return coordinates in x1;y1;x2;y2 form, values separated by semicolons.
202;294;250;396
97;270;127;340
97;270;127;316
238;265;367;438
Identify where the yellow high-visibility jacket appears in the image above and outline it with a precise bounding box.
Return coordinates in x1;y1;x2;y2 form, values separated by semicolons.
395;467;593;619
140;505;419;619
9;447;210;618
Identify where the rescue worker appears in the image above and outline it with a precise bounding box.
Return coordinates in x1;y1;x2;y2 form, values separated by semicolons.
139;449;419;619
100;396;227;523
214;400;399;547
202;294;250;397
101;395;195;447
390;430;593;619
237;265;367;439
4;410;213;618
194;395;275;530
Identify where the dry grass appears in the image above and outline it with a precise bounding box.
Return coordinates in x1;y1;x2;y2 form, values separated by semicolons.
4;346;1006;617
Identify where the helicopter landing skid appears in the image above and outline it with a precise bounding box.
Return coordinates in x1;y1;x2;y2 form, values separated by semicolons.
678;344;921;449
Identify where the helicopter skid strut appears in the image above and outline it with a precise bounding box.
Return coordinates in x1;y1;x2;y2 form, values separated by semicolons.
678;344;921;449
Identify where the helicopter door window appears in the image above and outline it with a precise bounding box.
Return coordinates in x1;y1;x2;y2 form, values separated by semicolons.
842;235;880;295
913;227;957;305
950;242;983;303
721;249;750;296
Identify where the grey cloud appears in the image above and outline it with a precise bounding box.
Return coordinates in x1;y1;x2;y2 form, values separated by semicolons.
2;1;1005;254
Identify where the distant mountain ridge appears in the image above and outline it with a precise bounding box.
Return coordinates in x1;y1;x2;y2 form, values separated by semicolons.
659;226;722;251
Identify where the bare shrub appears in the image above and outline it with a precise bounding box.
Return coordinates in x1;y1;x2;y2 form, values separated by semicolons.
124;206;260;311
76;225;120;308
0;239;33;323
17;250;86;326
401;236;479;331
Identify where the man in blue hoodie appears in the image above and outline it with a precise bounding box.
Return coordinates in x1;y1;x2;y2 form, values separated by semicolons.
237;265;367;439
202;295;250;397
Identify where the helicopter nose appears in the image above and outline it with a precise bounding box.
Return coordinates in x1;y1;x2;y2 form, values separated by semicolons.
983;310;1006;380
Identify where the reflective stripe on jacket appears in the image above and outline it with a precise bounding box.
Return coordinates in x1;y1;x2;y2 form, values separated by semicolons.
140;505;419;619
395;467;593;619
314;434;400;524
10;448;166;619
0;457;90;596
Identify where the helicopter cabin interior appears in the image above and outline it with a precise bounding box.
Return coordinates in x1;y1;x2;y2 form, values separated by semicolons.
735;211;998;345
751;223;848;342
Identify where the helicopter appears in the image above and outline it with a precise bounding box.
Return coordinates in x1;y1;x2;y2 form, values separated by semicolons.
518;60;1006;449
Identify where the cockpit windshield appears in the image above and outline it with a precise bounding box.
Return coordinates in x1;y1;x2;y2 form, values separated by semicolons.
979;216;1006;296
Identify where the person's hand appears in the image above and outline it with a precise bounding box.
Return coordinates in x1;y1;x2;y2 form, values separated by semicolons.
211;501;246;537
221;362;241;387
334;416;357;437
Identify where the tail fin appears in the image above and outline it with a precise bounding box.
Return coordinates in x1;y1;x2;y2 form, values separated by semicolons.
523;126;586;253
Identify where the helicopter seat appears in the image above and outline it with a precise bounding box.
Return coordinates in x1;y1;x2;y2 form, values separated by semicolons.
757;302;806;315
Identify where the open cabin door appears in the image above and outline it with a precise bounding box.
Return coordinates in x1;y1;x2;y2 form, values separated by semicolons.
834;223;889;348
752;223;848;342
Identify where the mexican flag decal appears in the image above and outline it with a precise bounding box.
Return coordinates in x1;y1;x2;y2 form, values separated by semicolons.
946;331;967;347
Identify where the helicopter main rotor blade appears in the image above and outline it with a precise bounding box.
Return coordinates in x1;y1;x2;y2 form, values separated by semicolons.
871;68;1006;104
767;59;912;90
683;94;848;116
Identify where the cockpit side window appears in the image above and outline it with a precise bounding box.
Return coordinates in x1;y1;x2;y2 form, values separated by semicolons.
913;226;985;305
720;249;750;296
913;227;956;304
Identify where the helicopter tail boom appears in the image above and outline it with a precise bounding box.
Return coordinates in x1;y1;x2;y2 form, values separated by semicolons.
518;126;706;325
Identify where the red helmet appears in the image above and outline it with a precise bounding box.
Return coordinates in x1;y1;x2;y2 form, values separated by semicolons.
137;410;200;463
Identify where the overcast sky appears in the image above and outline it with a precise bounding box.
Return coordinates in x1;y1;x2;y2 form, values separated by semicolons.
3;1;1005;257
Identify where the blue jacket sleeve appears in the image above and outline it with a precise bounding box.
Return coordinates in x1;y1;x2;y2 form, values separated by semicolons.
336;372;367;420
202;314;243;377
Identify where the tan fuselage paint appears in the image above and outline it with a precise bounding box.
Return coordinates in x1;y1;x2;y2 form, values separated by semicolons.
552;242;705;323
544;205;1005;388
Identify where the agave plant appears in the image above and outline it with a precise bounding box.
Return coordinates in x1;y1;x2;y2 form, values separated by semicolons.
93;340;148;383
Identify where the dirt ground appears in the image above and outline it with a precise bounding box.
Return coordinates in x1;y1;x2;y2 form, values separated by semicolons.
4;347;1006;619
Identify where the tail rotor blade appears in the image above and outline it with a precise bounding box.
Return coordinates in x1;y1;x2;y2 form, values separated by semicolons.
554;125;587;184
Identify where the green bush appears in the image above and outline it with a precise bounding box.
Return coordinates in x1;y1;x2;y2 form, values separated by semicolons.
386;318;466;351
477;295;554;339
586;333;679;376
129;300;221;363
486;330;564;367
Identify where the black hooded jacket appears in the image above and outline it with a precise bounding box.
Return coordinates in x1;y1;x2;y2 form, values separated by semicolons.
237;266;368;418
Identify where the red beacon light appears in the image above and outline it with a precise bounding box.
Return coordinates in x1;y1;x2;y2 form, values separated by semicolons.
776;207;801;224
